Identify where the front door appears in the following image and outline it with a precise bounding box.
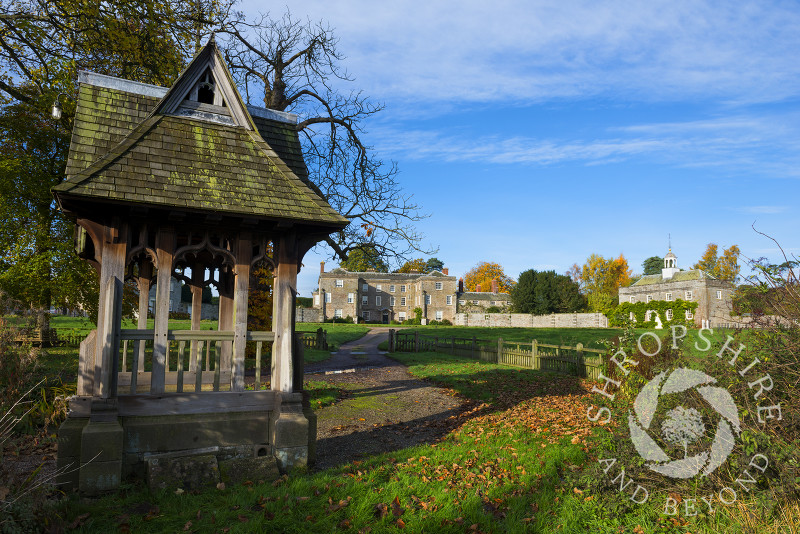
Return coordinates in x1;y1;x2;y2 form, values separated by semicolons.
382;311;389;324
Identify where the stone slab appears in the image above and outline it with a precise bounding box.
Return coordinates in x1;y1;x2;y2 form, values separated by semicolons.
146;453;219;491
218;456;279;485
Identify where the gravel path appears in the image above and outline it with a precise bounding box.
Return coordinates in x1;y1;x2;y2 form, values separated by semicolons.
306;328;472;470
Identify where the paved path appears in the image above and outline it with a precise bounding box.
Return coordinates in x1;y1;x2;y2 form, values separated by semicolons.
304;327;394;374
305;328;473;469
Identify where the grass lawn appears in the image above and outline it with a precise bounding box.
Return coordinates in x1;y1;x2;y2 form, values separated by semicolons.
397;325;623;349
296;322;370;350
56;349;781;533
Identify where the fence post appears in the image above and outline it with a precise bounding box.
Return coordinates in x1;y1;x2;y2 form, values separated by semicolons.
472;336;476;359
389;329;395;352
434;336;438;352
576;342;584;378
497;337;503;364
532;339;538;369
451;336;456;355
316;327;324;350
414;331;420;352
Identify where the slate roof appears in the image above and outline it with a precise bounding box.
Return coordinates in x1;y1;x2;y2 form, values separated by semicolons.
631;269;715;286
322;269;456;281
54;41;347;228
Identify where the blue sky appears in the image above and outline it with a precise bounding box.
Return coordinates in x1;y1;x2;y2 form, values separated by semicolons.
238;0;800;297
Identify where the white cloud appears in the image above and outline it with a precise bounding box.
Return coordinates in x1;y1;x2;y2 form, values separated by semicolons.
369;111;800;177
239;0;800;105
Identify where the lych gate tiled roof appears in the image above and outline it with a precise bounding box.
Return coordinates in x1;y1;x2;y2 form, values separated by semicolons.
631;269;714;286
54;40;347;228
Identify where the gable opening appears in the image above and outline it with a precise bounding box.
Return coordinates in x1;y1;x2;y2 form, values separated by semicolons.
185;68;227;108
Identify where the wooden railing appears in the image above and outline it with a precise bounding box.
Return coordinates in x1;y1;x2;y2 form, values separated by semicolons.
116;329;274;395
389;330;605;380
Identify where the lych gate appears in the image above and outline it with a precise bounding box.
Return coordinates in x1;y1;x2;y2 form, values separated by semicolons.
53;39;347;493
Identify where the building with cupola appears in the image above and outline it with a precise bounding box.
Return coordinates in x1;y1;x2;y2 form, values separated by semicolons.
619;249;735;328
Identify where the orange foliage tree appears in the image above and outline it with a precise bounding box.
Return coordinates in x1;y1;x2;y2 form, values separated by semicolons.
694;243;740;282
248;263;274;332
575;253;632;311
397;258;428;273
463;261;516;293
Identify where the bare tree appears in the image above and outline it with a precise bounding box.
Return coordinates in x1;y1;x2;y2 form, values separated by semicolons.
219;9;431;265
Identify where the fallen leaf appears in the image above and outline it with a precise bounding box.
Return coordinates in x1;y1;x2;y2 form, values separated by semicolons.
396;518;406;529
68;513;90;529
216;482;226;491
391;496;404;517
182;520;192;531
375;502;389;519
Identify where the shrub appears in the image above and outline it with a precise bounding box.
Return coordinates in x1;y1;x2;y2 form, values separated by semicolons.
169;311;191;320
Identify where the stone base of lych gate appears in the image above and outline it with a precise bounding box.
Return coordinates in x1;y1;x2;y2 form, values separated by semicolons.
56;393;314;494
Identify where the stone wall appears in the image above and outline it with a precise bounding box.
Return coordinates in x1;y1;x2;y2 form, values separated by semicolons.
296;307;321;323
454;312;608;328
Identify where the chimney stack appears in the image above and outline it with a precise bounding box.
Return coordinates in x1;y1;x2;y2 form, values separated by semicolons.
320;261;325;274
442;268;449;275
458;278;464;293
477;283;482;292
491;279;498;293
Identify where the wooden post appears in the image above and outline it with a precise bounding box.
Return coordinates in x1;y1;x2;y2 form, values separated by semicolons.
94;223;126;398
451;336;456;355
218;269;234;371
414;331;419;353
136;262;152;373
232;232;252;392
271;233;297;393
472;336;476;359
98;277;122;398
316;327;324;349
388;329;395;352
189;262;204;371
151;227;174;394
497;337;503;364
532;339;538;369
292;332;304;392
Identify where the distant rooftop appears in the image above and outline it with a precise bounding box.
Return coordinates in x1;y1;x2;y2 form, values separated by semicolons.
631;269;715;286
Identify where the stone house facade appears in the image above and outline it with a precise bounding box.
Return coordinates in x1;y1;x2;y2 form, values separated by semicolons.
312;265;513;323
313;265;458;323
618;250;735;328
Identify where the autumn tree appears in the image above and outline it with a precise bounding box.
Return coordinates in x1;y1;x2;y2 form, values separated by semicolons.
575;254;632;311
397;258;428;273
511;270;585;314
0;1;229;320
219;9;431;265
339;245;388;272
247;264;273;331
463;262;515;293
694;244;719;276
642;256;663;276
694;243;740;282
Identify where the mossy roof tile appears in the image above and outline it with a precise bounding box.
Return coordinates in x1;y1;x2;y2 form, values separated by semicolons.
57;61;345;228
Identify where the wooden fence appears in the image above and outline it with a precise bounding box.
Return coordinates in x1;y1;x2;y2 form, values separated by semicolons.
389;330;605;380
299;328;328;350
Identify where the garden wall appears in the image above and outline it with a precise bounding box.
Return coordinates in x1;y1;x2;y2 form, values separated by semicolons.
454;312;608;328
